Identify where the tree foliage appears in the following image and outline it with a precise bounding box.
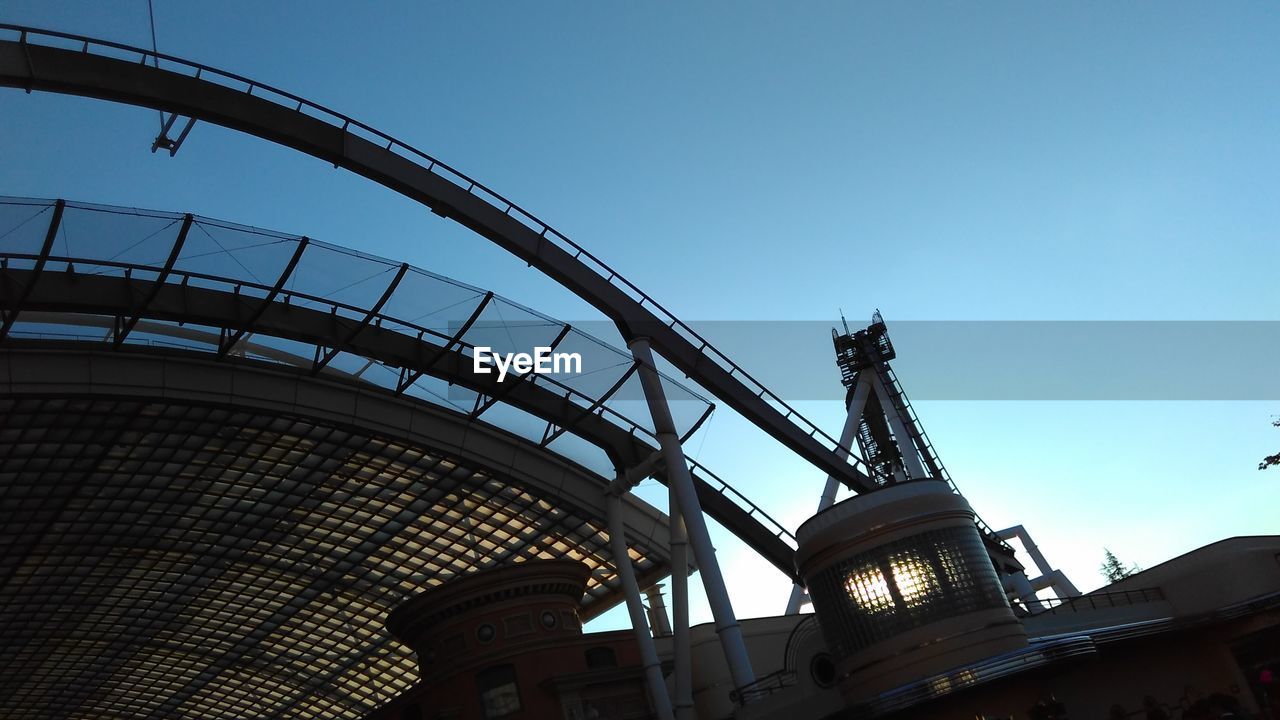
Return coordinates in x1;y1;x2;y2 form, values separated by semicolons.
1100;548;1139;583
1260;417;1280;471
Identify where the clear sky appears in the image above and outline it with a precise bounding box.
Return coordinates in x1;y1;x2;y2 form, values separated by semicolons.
2;2;1277;631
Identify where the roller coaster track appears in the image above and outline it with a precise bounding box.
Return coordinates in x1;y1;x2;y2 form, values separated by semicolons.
0;23;880;495
0;196;800;579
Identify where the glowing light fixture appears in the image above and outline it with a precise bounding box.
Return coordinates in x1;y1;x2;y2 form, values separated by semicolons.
890;556;939;607
843;557;939;612
844;567;894;612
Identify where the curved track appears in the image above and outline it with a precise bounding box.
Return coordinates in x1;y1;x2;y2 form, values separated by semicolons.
0;197;799;578
0;23;879;495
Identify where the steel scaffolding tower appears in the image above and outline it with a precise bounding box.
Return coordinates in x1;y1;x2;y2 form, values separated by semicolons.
787;313;1077;614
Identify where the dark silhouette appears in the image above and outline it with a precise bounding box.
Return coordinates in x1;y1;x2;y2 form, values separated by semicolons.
1143;695;1170;720
1261;417;1280;470
1029;691;1069;720
1101;548;1140;583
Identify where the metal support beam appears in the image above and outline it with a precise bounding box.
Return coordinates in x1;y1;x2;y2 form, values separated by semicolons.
606;492;675;720
151;112;197;156
785;370;873;614
469;323;571;419
870;369;928;480
1004;571;1047;613
396;290;492;393
313;262;409;374
0;33;882;494
874;364;944;481
644;584;673;638
669;486;694;720
541;362;638;446
218;236;308;357
114;213;193;347
680;402;715;444
0;198;62;341
607;449;662;496
998;524;1081;600
628;336;755;695
3;267;794;574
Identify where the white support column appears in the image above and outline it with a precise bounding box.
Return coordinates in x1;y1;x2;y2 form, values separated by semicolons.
644;584;673;638
785;371;873;614
606;493;676;720
870;371;928;480
628;337;756;694
998;525;1081;599
1005;570;1047;613
669;490;694;720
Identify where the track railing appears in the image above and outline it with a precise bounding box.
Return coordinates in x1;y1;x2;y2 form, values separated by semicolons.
0;23;878;485
0;198;795;570
686;457;798;548
1026;587;1165;616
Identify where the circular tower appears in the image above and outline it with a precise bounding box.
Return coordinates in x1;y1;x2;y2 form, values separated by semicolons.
386;559;592;677
796;480;1028;703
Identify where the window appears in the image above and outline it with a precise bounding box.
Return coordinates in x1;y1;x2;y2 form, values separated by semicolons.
584;646;617;669
476;664;521;718
810;653;836;688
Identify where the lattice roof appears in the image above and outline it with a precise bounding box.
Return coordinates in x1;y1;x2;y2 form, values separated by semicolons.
0;395;661;719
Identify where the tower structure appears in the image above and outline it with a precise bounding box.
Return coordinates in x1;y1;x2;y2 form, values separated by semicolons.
787;312;1077;615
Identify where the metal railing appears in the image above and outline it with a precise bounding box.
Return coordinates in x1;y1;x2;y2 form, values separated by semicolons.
0;22;877;483
730;669;798;705
0;197;795;563
877;364;1012;552
686;457;798;548
1025;587;1165;616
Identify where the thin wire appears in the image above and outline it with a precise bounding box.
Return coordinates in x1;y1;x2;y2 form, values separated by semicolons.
146;0;159;61
489;300;520;357
194;222;262;284
176;238;289;262
147;0;164;132
0;204;50;243
406;290;485;325
319;264;392;300
102;217;180;264
692;408;716;461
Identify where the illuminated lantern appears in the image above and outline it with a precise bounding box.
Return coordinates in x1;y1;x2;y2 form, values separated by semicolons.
796;480;1028;703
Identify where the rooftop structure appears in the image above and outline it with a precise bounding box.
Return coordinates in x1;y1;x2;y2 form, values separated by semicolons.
1;19;1277;720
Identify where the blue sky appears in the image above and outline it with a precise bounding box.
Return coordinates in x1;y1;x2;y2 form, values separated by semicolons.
2;2;1277;628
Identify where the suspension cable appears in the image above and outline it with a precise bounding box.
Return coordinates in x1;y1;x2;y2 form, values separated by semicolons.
147;0;163;131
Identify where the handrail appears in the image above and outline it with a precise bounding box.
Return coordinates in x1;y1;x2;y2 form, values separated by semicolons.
0;23;878;486
686;457;797;547
2;248;653;434
1025;587;1165;616
729;668;798;705
0;203;710;431
2;264;795;573
879;364;1012;552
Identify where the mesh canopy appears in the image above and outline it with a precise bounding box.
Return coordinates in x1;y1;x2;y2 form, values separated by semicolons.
0;197;716;475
